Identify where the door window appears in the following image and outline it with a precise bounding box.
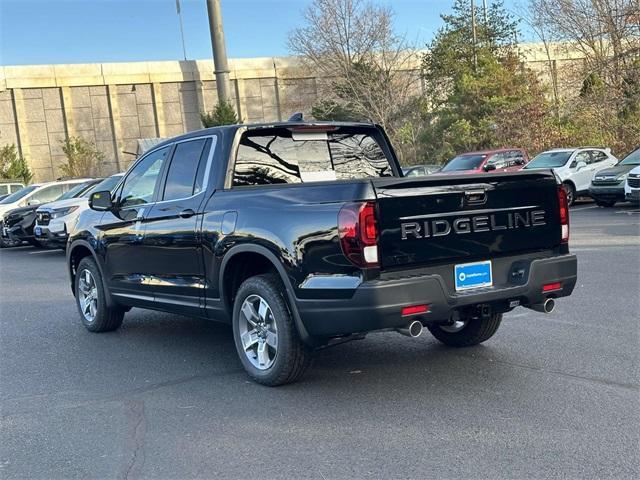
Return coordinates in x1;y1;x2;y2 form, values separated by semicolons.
589;151;608;164
572;151;590;167
119;146;171;208
162;138;210;201
0;185;7;195
29;184;65;204
486;153;507;168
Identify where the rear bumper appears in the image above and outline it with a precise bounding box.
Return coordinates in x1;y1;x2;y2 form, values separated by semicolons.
296;253;577;337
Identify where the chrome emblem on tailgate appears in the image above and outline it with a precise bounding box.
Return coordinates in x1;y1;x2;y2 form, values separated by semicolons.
400;206;546;240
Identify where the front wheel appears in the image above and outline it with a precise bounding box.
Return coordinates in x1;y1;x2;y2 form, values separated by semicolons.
563;182;576;206
232;274;312;386
427;313;502;347
75;257;124;332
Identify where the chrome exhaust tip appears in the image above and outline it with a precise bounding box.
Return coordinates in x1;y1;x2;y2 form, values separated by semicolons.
396;320;423;338
525;298;556;314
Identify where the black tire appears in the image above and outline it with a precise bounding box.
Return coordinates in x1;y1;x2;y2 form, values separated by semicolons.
232;274;312;386
0;234;20;248
74;257;124;332
427;313;502;347
596;200;616;207
563;182;576;206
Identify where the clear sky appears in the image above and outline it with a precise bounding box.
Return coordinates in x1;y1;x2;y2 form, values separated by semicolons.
0;0;526;66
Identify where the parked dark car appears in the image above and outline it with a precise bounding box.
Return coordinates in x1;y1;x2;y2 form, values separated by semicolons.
2;179;100;247
589;147;640;207
437;148;529;175
67;122;576;386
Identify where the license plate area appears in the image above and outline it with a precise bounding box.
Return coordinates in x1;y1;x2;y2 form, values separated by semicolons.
34;226;42;236
455;260;493;291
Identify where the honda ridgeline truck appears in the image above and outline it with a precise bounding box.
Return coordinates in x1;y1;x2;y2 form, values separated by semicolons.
67;122;577;385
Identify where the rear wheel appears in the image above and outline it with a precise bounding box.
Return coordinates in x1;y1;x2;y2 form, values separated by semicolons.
232;274;312;386
427;313;502;347
563;182;576;206
596;200;616;207
75;257;124;332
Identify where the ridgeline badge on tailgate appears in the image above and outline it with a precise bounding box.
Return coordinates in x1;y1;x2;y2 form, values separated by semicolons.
400;206;546;240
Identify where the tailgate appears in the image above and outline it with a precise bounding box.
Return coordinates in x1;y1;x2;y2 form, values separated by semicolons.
373;171;561;269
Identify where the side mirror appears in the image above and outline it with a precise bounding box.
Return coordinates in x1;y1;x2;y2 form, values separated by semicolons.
515;159;525;165
575;161;587;171
27;199;41;206
483;164;496;172
89;190;114;211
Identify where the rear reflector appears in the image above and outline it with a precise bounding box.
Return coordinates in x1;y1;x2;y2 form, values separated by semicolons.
402;304;430;316
542;282;562;292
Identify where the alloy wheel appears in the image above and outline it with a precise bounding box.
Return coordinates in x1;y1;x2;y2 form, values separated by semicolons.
238;294;278;370
78;269;98;323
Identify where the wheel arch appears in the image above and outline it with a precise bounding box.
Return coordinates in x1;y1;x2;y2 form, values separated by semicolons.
67;240;116;308
219;244;317;346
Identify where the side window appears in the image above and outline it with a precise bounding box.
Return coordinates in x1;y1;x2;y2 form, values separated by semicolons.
590;151;607;164
11;184;23;193
0;185;7;195
508;150;524;166
487;153;507;168
119;146;171;208
573;151;590;166
30;184;65;204
162;138;209;201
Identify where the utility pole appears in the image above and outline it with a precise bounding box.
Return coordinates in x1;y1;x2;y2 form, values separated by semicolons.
176;0;187;60
471;0;478;72
206;0;231;104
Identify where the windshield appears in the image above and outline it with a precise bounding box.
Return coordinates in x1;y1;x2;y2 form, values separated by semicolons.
620;148;640;166
0;185;39;204
440;154;486;172
57;181;97;201
525;151;572;169
82;175;123;198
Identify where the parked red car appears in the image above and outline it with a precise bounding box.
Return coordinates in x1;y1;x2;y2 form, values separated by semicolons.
437;148;529;174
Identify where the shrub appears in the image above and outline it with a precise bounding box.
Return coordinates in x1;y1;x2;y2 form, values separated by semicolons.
0;144;33;184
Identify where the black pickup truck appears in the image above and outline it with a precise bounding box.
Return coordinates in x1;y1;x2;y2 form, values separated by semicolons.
67;122;577;385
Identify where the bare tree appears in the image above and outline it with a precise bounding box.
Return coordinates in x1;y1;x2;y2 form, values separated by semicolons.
528;0;640;152
288;0;423;164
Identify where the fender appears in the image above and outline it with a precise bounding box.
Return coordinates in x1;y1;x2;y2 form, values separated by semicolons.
66;238;117;309
219;243;319;347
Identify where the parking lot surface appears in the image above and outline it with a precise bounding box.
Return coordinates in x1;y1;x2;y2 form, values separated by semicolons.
1;202;639;479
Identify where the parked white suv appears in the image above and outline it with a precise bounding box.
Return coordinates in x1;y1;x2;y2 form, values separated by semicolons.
523;147;618;205
0;181;24;200
625;165;640;205
34;173;124;247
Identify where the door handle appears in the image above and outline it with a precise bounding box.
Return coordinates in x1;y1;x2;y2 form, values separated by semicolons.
179;209;196;218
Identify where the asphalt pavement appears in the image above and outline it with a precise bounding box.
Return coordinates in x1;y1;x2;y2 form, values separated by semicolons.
1;201;639;479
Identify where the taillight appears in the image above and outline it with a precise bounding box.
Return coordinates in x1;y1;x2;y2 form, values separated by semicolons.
558;185;569;243
338;201;379;268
